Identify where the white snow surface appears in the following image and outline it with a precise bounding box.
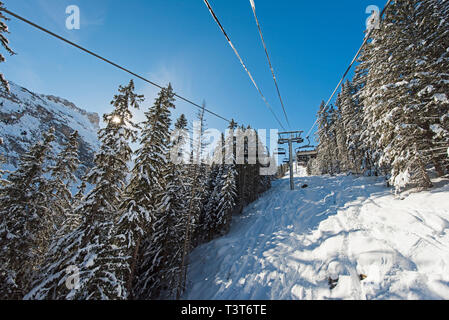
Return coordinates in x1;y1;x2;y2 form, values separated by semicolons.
434;93;449;104
184;169;449;300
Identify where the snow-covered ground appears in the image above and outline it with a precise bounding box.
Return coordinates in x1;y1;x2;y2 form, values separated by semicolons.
184;168;449;300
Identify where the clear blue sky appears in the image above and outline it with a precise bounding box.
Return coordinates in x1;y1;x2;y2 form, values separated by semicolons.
2;0;385;136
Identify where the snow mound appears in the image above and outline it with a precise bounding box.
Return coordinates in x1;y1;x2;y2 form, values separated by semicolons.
184;174;449;300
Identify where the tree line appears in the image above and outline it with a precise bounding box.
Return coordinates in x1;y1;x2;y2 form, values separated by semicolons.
308;0;449;191
0;80;272;300
0;1;273;300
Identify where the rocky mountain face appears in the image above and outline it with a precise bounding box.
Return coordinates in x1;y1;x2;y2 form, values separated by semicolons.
0;80;100;177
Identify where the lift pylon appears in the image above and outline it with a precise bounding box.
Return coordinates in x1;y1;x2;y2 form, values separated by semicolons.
278;131;304;190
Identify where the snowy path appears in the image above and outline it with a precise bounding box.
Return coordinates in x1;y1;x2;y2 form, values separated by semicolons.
184;170;449;300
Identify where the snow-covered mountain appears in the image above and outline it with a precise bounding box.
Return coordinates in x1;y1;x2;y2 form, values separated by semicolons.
0;80;100;175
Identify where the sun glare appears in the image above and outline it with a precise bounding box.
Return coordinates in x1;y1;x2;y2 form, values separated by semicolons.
112;116;122;124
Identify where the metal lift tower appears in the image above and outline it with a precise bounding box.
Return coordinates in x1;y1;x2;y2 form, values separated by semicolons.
278;131;304;190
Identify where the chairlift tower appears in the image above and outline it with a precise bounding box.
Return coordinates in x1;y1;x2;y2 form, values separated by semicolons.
278;131;304;190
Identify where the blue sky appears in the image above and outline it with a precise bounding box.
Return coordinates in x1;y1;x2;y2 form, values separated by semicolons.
2;0;386;136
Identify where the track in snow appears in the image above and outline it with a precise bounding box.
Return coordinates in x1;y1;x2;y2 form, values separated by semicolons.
184;170;449;300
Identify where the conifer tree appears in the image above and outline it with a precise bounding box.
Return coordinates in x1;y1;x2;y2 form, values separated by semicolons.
48;131;81;234
383;1;435;188
307;158;320;176
125;84;175;299
0;2;15;93
175;114;188;131
67;180;86;231
234;125;247;213
352;44;377;175
339;81;364;173
177;103;208;299
313;0;448;185
201;164;223;241
228;119;238;131
413;0;449;176
216;163;237;236
334;83;355;172
362;0;447;188
0;128;55;299
202;130;238;239
328;106;342;174
156;124;187;298
0;137;9;187
315;102;334;175
26;80;141;300
171;114;189;166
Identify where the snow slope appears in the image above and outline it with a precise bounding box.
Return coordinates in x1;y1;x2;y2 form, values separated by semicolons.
184;168;449;300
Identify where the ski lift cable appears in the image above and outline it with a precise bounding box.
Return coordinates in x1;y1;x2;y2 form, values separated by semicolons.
249;0;291;129
305;0;393;139
1;8;236;124
203;0;287;131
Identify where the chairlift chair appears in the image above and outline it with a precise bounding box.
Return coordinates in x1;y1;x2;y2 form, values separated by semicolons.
275;147;286;156
278;131;304;145
295;137;315;152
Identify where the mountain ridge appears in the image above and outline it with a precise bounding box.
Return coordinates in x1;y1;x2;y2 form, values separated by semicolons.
0;80;100;176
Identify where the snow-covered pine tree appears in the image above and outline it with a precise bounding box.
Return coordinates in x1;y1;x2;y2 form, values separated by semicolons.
125;84;174;300
68;180;86;231
175;114;188;131
242;126;259;204
177;103;209;299
173;114;190;181
227;123;270;209
412;0;449;176
216;139;237;236
26;80;141;300
315;102;326;174
155;120;189;298
0;2;14;93
218;168;237;233
383;0;435;189
338;81;364;173
335;82;355;173
0;128;55;299
352;46;377;175
256;130;273;194
234;125;247;212
357;0;449;189
173;113;190;179
354;1;404;179
440;112;449;170
48;131;81;234
328;105;343;174
194;108;211;223
198;163;221;243
198;131;237;243
315;101;335;175
228;119;238;132
0;137;9;187
306;157;320;176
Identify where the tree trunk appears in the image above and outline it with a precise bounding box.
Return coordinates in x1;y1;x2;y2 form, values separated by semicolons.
126;238;141;299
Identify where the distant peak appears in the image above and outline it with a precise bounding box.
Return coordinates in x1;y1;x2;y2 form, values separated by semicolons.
1;79;100;129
